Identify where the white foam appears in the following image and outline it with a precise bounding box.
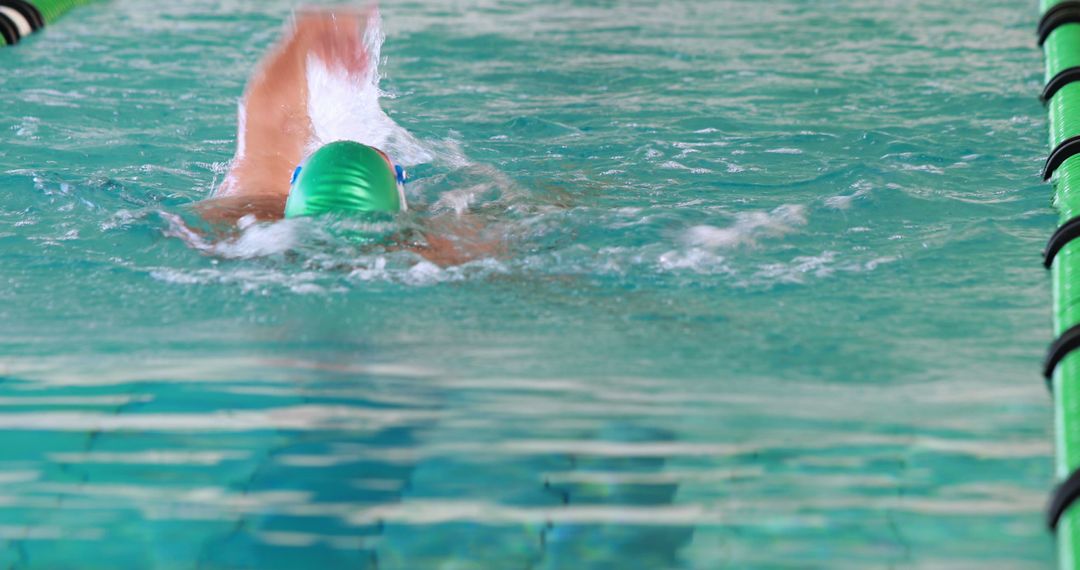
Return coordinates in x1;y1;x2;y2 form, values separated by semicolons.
14;116;39;138
403;260;446;285
683;204;807;249
233;100;247;162
659;160;713;174
347;256;389;281
161;211;300;259
753;251;838;284
824;181;872;210
658;248;732;273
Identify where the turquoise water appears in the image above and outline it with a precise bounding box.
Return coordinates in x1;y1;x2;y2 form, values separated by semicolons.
0;0;1058;568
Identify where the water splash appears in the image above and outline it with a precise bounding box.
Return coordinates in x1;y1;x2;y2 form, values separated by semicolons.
682;204;807;249
305;10;432;167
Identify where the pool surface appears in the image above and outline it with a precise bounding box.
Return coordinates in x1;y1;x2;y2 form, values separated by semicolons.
0;0;1056;568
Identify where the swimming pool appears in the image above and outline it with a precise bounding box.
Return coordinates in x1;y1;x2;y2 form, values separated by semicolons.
0;0;1055;567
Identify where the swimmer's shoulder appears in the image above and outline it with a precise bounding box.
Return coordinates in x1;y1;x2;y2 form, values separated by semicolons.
193;193;287;224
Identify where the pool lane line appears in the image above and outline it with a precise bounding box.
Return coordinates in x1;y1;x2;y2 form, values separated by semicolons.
0;0;90;46
1040;1;1080;568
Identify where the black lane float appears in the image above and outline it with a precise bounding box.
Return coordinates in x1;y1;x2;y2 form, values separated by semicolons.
0;0;90;46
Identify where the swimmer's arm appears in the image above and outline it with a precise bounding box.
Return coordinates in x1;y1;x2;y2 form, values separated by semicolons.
216;21;311;199
191;193;289;225
216;8;372;202
407;214;508;266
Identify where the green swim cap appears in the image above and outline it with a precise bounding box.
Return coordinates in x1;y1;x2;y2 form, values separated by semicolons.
284;141;404;218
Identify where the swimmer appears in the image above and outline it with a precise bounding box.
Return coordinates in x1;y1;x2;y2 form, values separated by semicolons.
196;7;498;265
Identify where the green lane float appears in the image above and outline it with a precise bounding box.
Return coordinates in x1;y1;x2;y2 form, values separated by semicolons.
0;0;92;46
1040;1;1080;569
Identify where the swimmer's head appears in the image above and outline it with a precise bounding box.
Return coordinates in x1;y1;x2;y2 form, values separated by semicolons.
284;141;407;219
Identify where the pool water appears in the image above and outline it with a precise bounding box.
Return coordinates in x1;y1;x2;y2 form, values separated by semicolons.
0;0;1057;568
